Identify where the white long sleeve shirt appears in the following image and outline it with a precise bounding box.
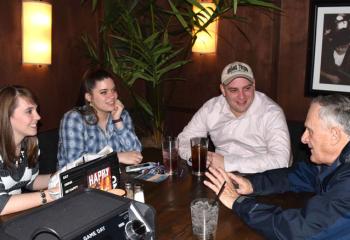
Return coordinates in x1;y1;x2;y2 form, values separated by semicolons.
177;92;291;173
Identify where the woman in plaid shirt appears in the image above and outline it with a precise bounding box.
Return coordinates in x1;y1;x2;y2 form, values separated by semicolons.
57;69;143;170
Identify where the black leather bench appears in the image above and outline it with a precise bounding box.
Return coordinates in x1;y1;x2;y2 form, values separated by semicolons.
38;128;59;174
287;121;310;163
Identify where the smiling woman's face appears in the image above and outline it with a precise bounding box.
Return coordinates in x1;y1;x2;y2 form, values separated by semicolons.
85;77;118;115
10;96;41;145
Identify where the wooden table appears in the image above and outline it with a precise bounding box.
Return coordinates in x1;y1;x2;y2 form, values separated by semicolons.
127;148;311;240
0;148;311;239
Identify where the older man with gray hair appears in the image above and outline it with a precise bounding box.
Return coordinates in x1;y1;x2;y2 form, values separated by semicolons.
205;94;350;239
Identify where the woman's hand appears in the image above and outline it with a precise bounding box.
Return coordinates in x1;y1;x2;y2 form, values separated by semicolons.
46;186;61;201
118;151;143;165
111;99;124;120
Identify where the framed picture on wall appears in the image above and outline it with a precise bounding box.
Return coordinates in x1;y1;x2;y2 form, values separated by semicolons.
306;0;350;95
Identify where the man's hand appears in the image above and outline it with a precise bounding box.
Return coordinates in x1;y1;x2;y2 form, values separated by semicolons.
117;151;143;165
204;167;239;209
207;151;224;169
204;167;254;209
230;173;254;195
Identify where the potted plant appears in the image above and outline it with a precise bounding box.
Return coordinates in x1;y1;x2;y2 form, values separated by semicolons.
81;0;279;147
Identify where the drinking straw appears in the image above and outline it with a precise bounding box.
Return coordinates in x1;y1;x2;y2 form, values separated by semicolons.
214;180;226;205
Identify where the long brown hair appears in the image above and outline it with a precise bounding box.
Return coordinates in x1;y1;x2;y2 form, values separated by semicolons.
0;85;39;169
76;69;116;125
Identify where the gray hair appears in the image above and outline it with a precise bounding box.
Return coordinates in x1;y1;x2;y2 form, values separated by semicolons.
312;94;350;136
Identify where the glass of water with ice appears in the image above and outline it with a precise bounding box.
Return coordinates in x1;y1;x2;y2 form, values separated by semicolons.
190;198;219;240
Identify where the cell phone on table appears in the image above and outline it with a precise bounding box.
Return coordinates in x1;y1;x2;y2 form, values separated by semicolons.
125;162;157;173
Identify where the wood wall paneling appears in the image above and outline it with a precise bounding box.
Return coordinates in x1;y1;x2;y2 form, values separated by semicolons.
0;0;99;131
0;0;312;136
165;3;287;135
277;1;311;122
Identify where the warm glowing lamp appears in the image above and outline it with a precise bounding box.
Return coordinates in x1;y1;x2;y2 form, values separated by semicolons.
192;2;218;53
22;1;52;65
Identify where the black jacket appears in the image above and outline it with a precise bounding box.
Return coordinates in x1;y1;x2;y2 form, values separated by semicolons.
233;142;350;239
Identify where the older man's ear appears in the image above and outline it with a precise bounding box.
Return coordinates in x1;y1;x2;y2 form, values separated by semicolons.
330;126;347;146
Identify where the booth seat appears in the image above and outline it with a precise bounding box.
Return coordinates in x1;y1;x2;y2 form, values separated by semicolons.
38;128;59;174
287;121;310;163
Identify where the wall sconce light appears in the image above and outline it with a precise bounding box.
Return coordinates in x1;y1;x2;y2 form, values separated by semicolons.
192;2;218;54
22;1;52;65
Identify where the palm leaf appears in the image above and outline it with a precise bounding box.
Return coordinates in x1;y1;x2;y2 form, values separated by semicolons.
134;94;153;117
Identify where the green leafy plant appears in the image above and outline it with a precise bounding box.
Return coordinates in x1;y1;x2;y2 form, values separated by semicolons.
81;0;279;147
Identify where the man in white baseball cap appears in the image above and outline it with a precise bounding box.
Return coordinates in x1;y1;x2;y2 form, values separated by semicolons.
178;61;291;173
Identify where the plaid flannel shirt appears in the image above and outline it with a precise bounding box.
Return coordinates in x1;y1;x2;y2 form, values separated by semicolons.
57;108;142;169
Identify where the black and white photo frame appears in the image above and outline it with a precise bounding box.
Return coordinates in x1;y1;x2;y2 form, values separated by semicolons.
307;0;350;95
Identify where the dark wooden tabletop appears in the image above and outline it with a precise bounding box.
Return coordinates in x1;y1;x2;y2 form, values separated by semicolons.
129;148;311;240
0;148;312;239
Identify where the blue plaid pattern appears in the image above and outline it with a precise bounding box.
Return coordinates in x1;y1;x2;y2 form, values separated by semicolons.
57;108;142;169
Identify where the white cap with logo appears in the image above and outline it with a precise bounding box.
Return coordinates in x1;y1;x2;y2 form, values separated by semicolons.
221;61;254;85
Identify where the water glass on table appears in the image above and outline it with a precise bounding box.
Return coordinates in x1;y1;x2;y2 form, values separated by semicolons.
190;137;208;176
162;136;179;175
190;198;219;240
